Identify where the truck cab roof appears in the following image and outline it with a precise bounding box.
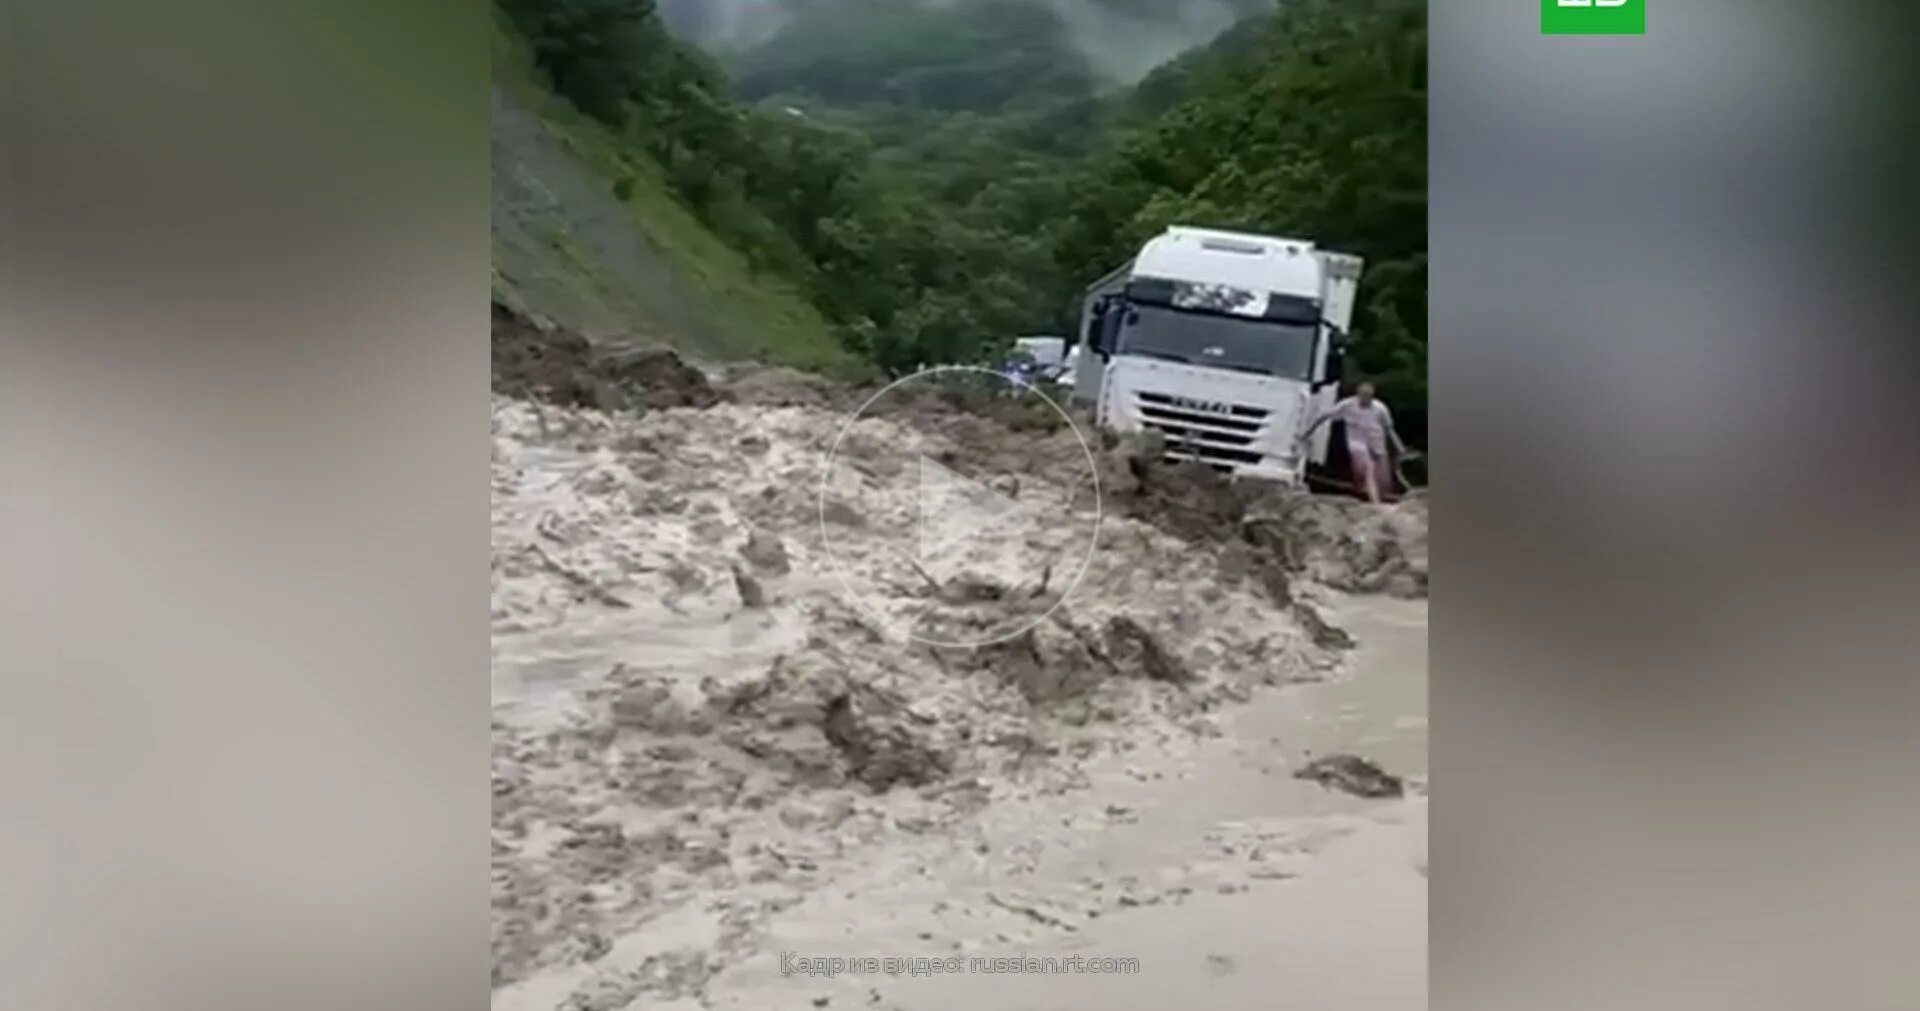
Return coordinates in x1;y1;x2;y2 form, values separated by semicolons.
1129;226;1324;302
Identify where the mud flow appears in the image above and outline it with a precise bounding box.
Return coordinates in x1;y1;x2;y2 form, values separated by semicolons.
491;308;1427;1008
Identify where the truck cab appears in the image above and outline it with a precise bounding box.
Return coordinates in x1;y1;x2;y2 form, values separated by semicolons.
1071;227;1363;484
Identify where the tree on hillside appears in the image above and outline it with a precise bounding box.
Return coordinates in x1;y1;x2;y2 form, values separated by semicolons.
497;0;1426;431
1056;0;1427;443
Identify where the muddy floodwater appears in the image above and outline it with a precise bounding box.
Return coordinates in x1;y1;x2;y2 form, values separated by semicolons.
490;370;1428;1010
698;594;1427;1011
495;580;1425;1010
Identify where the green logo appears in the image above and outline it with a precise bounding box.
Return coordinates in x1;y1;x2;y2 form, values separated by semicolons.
1542;0;1645;35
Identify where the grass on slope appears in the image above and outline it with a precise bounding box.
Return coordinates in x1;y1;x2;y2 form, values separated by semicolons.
491;13;862;376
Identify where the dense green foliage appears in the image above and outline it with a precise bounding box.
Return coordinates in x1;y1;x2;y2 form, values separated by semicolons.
492;9;856;373
496;0;1426;442
1061;0;1429;443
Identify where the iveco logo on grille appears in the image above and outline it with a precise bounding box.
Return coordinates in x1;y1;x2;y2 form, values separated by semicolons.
1166;395;1232;415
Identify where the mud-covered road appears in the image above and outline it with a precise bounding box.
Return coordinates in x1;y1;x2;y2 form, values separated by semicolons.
489;315;1427;1009
696;594;1427;1011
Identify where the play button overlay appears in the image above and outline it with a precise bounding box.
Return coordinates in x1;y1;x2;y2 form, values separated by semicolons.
917;455;1019;560
817;365;1102;648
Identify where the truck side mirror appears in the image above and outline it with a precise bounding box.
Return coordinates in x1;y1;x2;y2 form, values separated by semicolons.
1319;321;1348;389
1101;307;1128;352
1088;299;1125;354
1085;299;1109;352
1320;345;1346;389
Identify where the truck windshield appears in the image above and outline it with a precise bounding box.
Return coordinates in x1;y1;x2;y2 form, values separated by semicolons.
1114;304;1318;381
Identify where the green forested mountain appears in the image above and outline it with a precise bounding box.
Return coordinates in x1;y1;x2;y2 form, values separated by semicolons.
1061;0;1429;442
730;0;1102;111
495;0;1425;441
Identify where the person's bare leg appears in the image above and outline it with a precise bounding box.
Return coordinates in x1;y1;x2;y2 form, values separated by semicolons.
1353;449;1381;503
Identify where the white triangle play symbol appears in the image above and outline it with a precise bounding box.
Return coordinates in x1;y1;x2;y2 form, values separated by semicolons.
918;456;1019;560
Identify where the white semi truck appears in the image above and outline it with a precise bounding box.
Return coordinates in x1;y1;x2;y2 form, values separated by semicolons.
1070;226;1364;485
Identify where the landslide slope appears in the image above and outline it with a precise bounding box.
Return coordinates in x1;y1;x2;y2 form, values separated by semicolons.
491;11;856;374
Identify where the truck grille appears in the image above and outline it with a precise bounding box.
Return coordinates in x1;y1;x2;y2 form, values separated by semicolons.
1134;392;1272;471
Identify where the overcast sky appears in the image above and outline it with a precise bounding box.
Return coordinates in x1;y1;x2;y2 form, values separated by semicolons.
654;0;1271;84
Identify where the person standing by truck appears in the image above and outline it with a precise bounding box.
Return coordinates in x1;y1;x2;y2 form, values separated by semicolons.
1299;381;1410;503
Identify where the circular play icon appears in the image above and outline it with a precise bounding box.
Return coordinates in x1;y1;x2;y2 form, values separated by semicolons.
816;366;1102;648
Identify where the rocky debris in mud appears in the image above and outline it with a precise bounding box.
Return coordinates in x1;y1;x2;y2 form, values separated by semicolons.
730;564;769;609
1293;754;1406;799
490;387;1358;992
738;529;790;575
987;891;1081;932
556;943;736;1011
862;389;1098;491
720;364;848;409
956;619;1111;705
1104;616;1194;683
1217;540;1296;608
822;690;954;791
819;498;866;528
491;299;722;412
603;345;723;409
606;670;716;736
1105;436;1244;541
1089;427;1428;603
1290;599;1356;652
528;544;633;610
928;606;1213;707
1246;492;1428;599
